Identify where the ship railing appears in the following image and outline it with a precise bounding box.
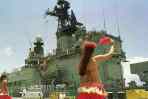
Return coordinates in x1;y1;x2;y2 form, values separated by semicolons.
48;48;80;58
56;48;79;57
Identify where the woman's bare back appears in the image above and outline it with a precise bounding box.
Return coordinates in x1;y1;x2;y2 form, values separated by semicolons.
80;58;100;83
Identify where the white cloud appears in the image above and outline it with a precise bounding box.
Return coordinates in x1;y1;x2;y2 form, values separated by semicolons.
4;47;15;57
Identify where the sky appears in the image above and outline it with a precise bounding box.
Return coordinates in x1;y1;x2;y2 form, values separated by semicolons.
0;0;148;73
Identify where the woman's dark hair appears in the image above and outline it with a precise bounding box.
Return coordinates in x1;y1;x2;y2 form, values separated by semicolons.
0;74;7;82
79;42;96;76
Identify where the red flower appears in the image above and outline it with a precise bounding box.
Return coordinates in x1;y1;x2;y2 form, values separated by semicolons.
99;36;112;45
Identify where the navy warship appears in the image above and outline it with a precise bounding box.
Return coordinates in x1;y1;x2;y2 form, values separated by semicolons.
7;0;148;99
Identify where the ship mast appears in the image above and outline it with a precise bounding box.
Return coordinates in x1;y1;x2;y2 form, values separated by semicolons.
45;0;82;38
45;0;84;51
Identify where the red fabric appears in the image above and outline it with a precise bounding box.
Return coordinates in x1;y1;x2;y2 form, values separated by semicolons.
77;83;107;99
85;42;97;48
99;36;112;45
0;95;12;99
77;93;105;99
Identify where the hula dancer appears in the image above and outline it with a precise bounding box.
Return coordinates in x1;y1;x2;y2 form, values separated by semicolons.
0;74;12;99
77;36;115;99
0;74;8;95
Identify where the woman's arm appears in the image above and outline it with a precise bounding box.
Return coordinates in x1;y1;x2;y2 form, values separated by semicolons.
93;39;115;62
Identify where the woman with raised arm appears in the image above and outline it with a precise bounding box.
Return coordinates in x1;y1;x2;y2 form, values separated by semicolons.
77;37;115;99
